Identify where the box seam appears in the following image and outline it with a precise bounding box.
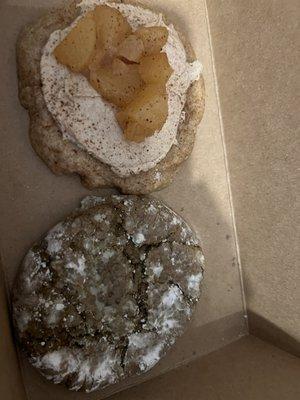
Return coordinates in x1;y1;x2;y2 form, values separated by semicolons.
203;0;249;330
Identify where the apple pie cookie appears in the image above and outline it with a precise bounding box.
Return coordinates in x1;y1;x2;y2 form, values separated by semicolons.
17;0;205;193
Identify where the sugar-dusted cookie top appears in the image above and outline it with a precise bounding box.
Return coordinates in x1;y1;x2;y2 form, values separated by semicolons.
12;195;204;392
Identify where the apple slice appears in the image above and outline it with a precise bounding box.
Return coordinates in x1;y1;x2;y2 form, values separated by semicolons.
139;53;173;84
123;120;154;143
93;5;132;52
90;58;143;107
117;84;168;141
135;26;168;56
117;34;144;63
54;13;96;72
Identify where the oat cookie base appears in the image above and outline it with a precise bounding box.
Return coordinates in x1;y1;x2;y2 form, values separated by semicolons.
17;0;205;194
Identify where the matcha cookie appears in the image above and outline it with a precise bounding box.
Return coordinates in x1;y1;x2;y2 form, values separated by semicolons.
12;195;204;392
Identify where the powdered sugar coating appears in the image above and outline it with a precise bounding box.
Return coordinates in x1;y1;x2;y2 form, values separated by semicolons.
13;195;204;392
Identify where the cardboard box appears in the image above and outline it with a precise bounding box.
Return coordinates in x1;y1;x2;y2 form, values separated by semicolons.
0;1;299;399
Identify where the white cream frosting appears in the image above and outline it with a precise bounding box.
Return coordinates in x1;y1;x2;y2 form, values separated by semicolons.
40;0;203;176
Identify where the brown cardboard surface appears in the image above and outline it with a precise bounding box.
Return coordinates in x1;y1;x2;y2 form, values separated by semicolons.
0;259;27;400
108;335;300;400
0;0;246;398
206;0;300;349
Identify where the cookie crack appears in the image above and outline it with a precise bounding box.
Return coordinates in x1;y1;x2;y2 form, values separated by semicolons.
168;280;192;304
119;336;129;372
135;260;149;331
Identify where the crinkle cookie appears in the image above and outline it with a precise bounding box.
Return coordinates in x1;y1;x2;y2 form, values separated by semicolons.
12;195;204;392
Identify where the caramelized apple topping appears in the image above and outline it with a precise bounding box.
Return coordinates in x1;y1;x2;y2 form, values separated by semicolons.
54;5;172;142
